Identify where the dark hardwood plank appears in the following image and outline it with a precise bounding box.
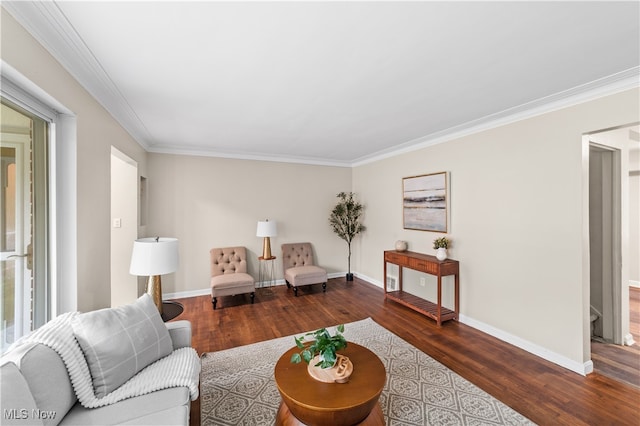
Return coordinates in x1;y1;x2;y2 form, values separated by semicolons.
590;286;640;389
174;278;640;426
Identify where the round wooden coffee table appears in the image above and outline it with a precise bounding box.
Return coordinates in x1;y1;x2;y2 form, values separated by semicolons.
274;342;386;426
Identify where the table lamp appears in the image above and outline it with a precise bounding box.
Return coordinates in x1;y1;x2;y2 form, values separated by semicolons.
256;220;277;259
129;237;179;315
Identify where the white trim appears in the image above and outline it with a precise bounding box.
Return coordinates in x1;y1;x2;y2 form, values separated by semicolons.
148;146;352;168
3;3;639;167
354;273;592;375
630;280;640;289
1;62;78;316
164;273;349;300
1;2;153;150
165;271;592;375
458;314;591;376
353;69;640;167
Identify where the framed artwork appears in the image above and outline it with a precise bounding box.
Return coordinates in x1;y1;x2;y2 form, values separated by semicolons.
403;172;448;232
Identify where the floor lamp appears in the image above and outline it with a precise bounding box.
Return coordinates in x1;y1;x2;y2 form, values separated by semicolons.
129;237;179;315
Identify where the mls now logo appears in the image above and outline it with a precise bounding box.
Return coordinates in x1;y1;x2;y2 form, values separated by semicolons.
4;409;57;420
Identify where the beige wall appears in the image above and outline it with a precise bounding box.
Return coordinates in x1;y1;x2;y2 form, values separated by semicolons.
1;9;148;312
110;148;139;307
353;88;640;369
145;153;352;296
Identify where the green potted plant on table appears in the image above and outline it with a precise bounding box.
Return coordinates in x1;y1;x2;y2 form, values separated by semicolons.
433;237;450;261
291;325;347;368
329;192;366;281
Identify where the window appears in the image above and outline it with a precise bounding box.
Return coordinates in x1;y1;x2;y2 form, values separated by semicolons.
1;98;49;351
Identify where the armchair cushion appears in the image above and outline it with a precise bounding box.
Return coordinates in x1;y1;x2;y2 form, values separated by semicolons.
284;265;328;287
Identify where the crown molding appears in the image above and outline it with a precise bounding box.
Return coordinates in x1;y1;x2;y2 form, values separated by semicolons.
148;145;353;168
2;1;153;150
352;67;640;167
4;2;638;168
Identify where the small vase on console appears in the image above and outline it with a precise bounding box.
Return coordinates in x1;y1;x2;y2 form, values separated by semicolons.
395;240;408;252
436;247;447;261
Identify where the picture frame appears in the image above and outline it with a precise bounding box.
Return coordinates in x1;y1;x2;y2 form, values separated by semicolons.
402;172;448;232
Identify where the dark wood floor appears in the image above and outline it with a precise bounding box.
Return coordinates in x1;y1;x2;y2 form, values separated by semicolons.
176;278;640;426
591;286;640;388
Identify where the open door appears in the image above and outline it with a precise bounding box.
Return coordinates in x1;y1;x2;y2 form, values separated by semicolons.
589;144;620;343
587;125;636;348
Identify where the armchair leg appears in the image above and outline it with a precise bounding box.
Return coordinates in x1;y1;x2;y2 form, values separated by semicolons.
293;287;298;297
322;282;327;292
250;292;255;304
212;297;217;310
285;281;291;288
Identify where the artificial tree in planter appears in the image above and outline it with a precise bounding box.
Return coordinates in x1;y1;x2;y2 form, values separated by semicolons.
329;192;365;281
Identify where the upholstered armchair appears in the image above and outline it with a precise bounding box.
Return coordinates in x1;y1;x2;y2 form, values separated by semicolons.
210;247;255;309
281;242;328;296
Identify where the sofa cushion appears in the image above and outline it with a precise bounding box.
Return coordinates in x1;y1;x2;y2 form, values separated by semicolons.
71;294;173;398
4;343;76;426
60;387;190;426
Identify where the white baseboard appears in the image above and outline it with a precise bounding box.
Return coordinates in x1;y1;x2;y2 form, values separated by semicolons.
458;314;591;376
630;280;640;289
162;288;210;300
163;271;590;375
164;273;348;300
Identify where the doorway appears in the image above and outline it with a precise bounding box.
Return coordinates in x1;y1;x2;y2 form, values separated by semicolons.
587;124;639;386
589;144;620;343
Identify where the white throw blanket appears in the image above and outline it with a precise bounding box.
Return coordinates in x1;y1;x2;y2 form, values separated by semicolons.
16;312;200;408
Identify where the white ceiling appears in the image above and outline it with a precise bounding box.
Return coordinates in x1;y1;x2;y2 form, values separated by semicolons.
4;1;639;166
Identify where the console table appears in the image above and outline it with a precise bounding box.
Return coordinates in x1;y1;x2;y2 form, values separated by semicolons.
383;250;459;326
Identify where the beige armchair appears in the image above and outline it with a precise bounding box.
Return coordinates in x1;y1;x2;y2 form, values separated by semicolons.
281;242;328;296
210;247;255;309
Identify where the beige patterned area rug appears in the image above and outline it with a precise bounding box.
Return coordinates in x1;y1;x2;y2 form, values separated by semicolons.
200;318;535;425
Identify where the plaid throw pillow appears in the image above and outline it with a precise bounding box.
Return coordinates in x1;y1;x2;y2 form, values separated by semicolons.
71;294;173;398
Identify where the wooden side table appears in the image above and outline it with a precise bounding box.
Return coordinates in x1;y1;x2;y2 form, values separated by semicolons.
160;300;183;322
274;343;386;426
258;256;276;288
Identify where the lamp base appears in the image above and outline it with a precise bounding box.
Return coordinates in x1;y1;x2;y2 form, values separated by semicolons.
262;237;273;259
147;275;163;315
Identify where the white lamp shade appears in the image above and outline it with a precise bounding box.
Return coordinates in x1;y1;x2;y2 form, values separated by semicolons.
256;220;277;237
129;237;179;276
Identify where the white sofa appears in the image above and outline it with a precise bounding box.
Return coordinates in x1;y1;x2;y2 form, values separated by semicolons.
0;295;199;426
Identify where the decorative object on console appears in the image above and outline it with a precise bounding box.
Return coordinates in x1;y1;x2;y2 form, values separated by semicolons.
129;237;179;315
403;172;448;232
395;240;408;251
329;192;366;281
433;236;450;261
256;219;277;259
